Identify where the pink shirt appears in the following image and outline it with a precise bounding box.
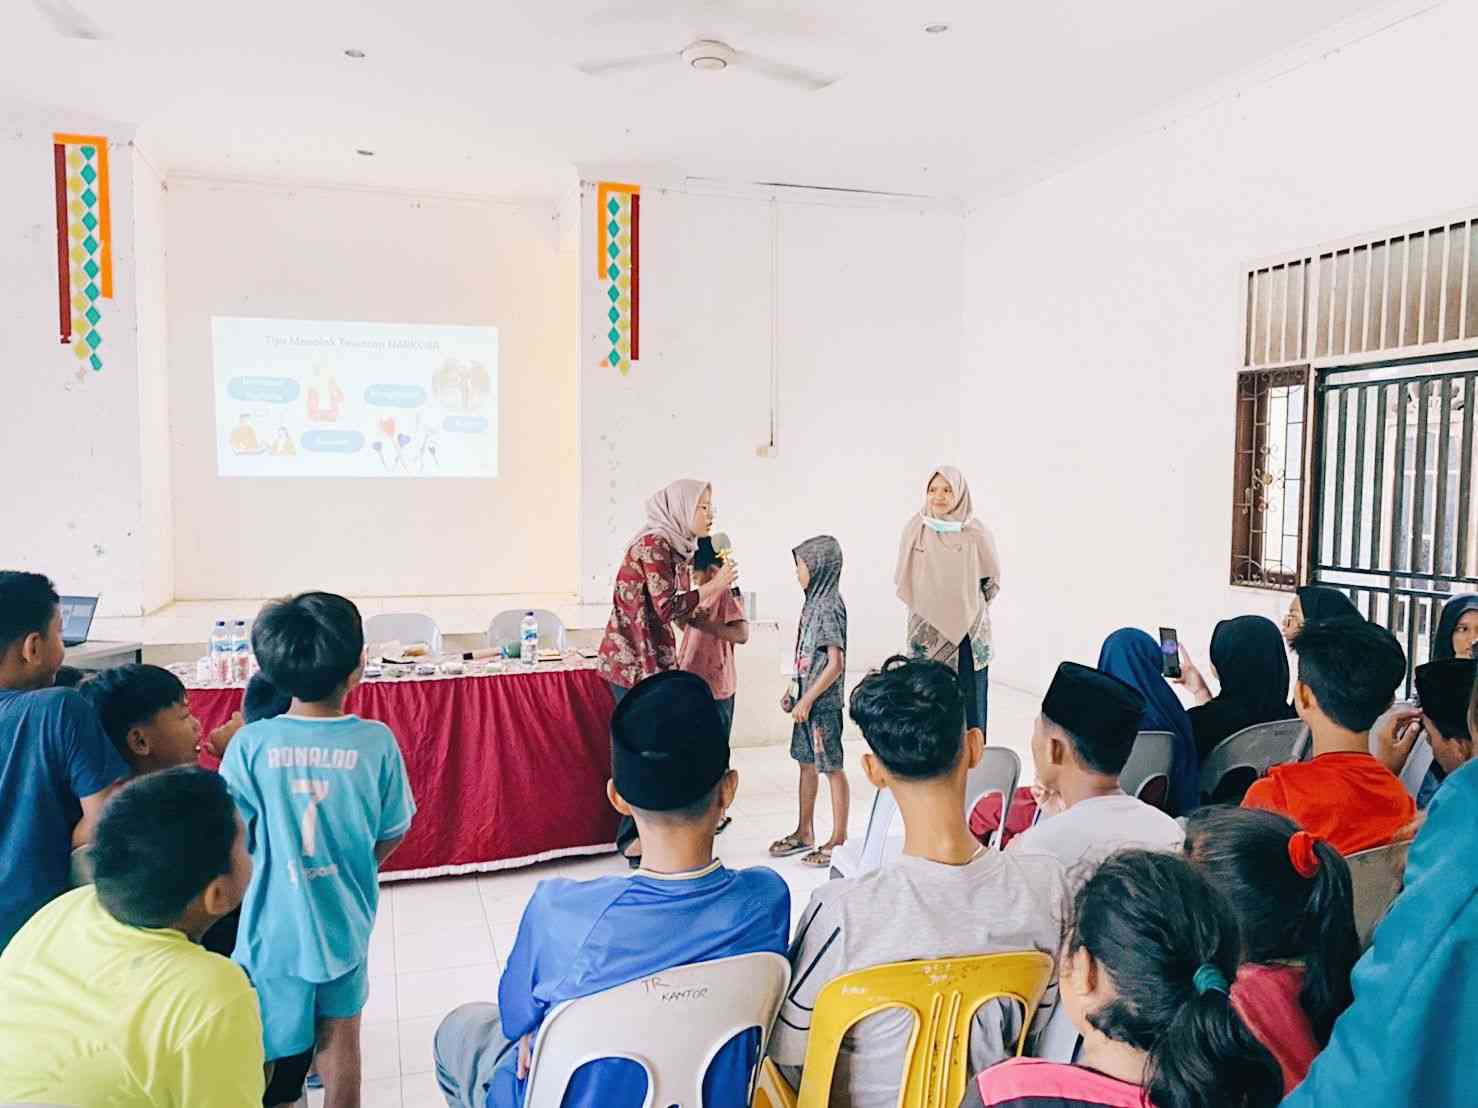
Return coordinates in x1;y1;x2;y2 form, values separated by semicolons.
1230;963;1320;1094
678;589;744;700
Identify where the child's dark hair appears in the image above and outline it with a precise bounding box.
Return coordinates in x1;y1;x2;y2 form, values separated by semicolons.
847;655;963;779
92;766;238;928
251;592;363;702
1067;850;1283;1108
243;672;292;722
693;535;722;572
1292;617;1405;731
80;664;187;754
0;571;59;654
52;665;92;689
1183;807;1356;1045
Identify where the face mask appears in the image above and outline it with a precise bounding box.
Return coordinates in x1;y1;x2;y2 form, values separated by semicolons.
923;516;963;533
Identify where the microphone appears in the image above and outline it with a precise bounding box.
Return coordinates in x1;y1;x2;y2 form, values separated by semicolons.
711;531;743;598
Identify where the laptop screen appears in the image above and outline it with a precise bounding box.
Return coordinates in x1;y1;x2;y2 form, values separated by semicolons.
58;596;99;646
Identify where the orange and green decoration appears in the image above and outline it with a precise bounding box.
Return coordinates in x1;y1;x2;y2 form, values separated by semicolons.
597;182;640;374
53;133;112;373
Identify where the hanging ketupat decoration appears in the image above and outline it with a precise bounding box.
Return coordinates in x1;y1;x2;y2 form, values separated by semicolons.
53;133;113;374
597;182;640;373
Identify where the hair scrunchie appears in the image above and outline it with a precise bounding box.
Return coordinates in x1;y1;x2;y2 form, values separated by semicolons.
1193;963;1229;996
1288;830;1322;878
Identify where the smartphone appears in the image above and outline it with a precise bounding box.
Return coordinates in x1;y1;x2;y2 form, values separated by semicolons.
1158;627;1181;679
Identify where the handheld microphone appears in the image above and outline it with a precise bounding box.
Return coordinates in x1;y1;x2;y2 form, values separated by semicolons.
711;531;743;598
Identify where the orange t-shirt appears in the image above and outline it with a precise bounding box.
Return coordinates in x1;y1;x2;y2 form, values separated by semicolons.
1242;751;1414;855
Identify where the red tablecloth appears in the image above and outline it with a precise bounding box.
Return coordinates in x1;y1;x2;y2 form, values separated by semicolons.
190;669;619;880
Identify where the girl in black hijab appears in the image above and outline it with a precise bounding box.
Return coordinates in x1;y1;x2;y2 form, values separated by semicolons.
1431;594;1478;660
1179;615;1298;759
1281;585;1362;645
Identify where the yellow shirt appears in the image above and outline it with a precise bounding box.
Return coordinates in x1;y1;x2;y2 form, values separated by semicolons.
0;886;265;1107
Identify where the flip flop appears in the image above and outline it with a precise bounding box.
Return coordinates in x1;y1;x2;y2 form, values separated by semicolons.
799;846;834;868
769;833;812;857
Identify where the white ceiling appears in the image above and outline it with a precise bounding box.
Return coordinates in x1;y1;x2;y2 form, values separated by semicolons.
0;0;1414;202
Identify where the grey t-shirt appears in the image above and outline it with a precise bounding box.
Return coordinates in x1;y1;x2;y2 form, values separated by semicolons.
769;847;1070;1108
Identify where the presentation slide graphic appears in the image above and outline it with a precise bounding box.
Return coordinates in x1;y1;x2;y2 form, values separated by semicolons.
212;317;499;479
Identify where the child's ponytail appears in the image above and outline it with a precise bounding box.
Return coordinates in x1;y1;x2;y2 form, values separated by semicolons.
1068;851;1283;1108
1184;807;1358;1044
1147;963;1286;1108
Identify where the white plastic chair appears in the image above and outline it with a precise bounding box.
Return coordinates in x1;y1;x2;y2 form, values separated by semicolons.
1346;840;1411;949
363;612;443;654
488;608;568;653
1199;718;1306;803
522;952;790;1108
1120;732;1176;811
830;747;1021;879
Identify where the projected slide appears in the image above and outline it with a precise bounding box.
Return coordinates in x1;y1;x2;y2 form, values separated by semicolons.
211;317;498;479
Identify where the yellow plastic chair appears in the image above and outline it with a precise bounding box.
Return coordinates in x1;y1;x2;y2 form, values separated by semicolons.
754;950;1056;1108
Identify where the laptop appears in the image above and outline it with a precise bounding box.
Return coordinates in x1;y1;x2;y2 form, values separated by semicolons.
59;595;99;648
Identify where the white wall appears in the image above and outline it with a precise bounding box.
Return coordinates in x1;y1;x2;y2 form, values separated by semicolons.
0;101;170;617
166;177;579;601
132;150;172;612
579;183;965;674
962;1;1478;693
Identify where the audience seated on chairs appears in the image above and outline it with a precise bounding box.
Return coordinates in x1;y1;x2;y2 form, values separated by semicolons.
769;657;1068;1108
1176;616;1297;760
1009;662;1183;869
1281;759;1478;1107
0;767;265;1105
963;850;1282;1108
1375;657;1475;810
433;670;789;1108
1241;619;1413;854
0;571;127;954
1096;629;1200;816
1183;808;1357;1093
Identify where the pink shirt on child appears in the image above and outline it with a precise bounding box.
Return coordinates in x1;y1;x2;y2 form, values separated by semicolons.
678;590;744;700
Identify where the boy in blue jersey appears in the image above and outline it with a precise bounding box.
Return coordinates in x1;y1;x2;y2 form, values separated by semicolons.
433;669;790;1108
221;592;415;1108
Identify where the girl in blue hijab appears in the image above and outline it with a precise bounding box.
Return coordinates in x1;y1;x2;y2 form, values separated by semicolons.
1098;628;1200;815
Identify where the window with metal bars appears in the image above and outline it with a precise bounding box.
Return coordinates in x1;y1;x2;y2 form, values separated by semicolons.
1236;207;1478;681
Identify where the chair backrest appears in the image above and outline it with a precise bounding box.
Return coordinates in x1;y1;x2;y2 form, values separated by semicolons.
1345;840;1412;949
487;608;567;653
523;951;790;1108
850;746;1022;875
1120;732;1176;812
795;952;1056;1108
1199;718;1306;803
965;747;1021;850
363;612;443;654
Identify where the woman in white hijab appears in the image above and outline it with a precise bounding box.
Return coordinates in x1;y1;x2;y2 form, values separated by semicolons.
894;466;1001;729
597;478;739;862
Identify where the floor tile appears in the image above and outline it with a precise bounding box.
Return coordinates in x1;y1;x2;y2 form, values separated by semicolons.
397;1014;443;1076
396;923;496;976
361;1019;403;1080
402;1071;448;1108
364;974;398;1025
397;962;501;1021
394;876;485;937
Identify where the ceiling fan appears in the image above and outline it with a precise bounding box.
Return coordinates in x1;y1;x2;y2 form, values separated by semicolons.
578;38;836;91
32;0;109;40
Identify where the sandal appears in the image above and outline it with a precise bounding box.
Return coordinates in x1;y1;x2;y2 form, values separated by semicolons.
799;846;834;868
769;833;812;858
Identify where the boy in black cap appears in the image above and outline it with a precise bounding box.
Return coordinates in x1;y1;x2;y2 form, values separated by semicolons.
1377;657;1476;808
1012;661;1184;869
432;670;790;1108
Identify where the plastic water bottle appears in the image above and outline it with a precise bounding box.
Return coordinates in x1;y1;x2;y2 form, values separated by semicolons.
520;612;539;667
209;620;231;684
231;620;251;683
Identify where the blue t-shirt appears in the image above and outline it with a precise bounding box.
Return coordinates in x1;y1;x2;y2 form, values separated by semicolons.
0;687;127;951
220;713;415;982
491;861;791;1108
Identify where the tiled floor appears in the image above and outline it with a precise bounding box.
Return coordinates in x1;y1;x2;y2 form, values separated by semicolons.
310;683;1041;1107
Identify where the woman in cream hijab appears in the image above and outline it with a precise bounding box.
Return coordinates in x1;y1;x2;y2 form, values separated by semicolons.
895;466;1001;729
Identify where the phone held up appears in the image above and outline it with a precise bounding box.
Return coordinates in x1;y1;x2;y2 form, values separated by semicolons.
1158;627;1181;679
